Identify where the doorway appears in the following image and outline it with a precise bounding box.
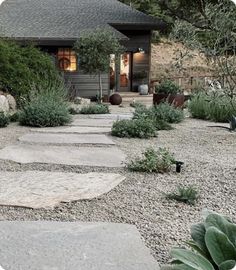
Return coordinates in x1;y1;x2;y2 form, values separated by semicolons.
120;52;132;92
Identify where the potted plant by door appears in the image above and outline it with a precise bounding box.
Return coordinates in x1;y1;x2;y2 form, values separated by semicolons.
133;71;149;95
153;79;185;108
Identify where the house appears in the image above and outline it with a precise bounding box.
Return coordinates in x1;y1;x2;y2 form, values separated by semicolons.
0;0;164;98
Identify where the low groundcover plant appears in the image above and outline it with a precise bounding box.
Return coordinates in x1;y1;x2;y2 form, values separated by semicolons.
162;210;236;270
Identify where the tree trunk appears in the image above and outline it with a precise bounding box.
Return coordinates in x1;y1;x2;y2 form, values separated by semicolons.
98;72;103;103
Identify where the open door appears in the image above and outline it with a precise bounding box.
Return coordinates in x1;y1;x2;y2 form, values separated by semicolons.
119;53;132;92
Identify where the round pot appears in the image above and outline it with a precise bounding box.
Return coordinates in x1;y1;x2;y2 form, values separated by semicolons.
138;84;149;95
109;93;122;105
153;93;185;108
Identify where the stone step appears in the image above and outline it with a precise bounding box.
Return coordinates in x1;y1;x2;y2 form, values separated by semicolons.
0;171;125;208
0;144;126;167
19;133;115;145
0;222;159;270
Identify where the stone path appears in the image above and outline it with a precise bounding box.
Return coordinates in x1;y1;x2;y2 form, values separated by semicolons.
31;126;111;134
0;222;159;270
19;133;115;145
0;144;125;167
70;118;114;127
0;171;125;208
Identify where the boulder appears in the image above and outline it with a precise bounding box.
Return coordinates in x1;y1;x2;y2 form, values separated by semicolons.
6;94;17;111
74;97;91;105
0;95;10;113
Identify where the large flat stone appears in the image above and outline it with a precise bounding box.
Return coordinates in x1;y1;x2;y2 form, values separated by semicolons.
19;133;115;145
31;126;111;134
0;144;125;167
0;171;125;208
87;113;133;120
71;118;114;127
0;222;159;270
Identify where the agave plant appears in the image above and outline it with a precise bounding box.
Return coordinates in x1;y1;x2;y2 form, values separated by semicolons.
162;211;236;270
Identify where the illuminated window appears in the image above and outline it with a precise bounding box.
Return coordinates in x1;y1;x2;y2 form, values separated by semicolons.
57;48;77;72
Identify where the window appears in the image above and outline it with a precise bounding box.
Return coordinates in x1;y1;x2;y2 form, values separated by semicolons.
57;48;77;72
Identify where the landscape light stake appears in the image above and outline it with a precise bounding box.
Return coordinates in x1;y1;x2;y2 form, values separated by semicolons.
175;161;184;173
230;116;236;131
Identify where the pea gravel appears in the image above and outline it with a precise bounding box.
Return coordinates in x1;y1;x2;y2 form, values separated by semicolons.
0;119;235;264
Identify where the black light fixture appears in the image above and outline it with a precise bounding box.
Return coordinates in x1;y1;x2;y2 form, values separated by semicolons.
136;47;145;54
176;161;184;173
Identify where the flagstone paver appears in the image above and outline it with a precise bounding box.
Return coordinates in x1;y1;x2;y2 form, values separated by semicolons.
0;144;125;167
87;113;133;120
0;221;159;270
31;126;111;134
0;171;125;208
19;133;115;145
70;118;114;127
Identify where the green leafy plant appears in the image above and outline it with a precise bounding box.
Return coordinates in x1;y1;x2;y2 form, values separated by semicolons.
19;81;71;127
155;80;182;95
162;211;236;270
127;147;176;173
165;185;199;205
111;118;157;139
0;39;60;103
9;112;19;122
130;101;146;109
133;103;184;128
0;112;9;128
79;104;109;114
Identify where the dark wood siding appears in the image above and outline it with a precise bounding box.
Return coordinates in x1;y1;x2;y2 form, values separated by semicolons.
63;72;109;99
40;30;152;97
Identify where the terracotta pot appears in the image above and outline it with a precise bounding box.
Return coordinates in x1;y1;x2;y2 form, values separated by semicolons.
109;93;122;105
153;93;185;108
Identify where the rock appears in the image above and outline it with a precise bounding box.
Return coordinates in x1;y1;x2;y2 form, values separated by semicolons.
6;94;16;111
74;97;91;105
0;95;9;113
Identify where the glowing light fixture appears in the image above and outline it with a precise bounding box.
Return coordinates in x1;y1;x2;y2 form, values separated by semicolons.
136;47;145;54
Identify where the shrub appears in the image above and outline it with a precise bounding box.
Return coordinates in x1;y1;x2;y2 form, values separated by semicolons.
0;39;60;103
130;101;146;109
19;82;71;127
127;147;176;173
189;92;236;122
165;185;198;205
9;112;19;122
133;103;184;128
188;92;209;120
0;112;9;128
155;80;182;94
162;211;236;270
79;104;109;114
111;118;157;139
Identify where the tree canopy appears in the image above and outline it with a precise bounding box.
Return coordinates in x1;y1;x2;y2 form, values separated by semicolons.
119;0;231;33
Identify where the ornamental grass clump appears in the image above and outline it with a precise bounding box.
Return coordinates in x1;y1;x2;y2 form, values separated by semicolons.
165;185;199;205
79;104;109;114
162;210;236;270
19;81;71;127
0;112;9;128
111;118;157;139
189;92;236;123
127;147;176;173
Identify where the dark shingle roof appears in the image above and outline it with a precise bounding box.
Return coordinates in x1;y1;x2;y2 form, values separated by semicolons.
0;0;163;40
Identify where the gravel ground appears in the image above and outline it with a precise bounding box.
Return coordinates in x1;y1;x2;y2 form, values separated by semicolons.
0;119;235;264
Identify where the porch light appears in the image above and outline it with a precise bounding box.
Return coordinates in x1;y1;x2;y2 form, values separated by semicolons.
136;47;145;54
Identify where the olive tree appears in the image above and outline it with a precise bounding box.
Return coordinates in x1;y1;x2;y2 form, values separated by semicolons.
170;0;236;125
74;30;123;102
